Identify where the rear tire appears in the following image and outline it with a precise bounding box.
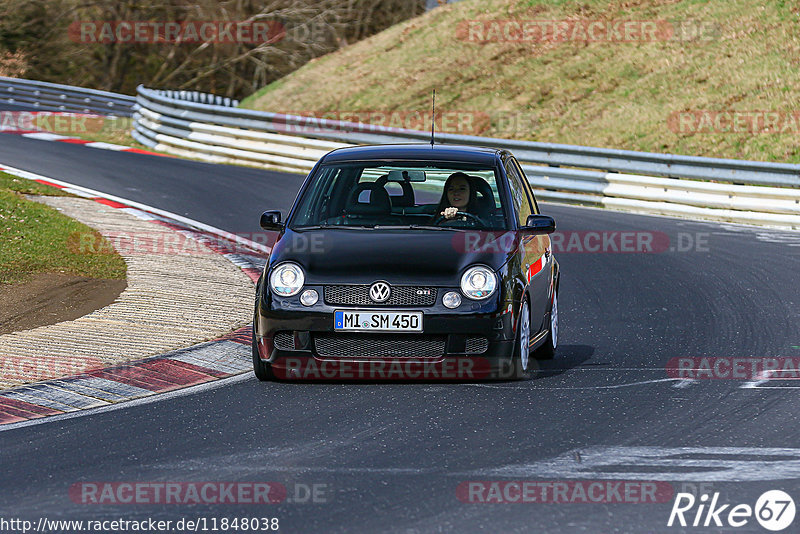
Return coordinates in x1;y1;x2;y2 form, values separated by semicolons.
252;313;275;381
532;290;558;361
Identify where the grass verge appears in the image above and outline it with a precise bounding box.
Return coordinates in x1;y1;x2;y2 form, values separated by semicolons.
240;0;800;163
0;172;126;285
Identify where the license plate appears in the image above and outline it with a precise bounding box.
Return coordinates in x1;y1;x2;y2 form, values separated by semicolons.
334;310;423;332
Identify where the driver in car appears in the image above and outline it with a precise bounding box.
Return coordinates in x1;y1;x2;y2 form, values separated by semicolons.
435;172;478;222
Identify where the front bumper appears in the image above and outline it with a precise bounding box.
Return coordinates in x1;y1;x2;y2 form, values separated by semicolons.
255;287;519;380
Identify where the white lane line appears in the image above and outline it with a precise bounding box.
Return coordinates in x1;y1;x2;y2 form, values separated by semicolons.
59;187;95;198
119;207;157;220
0;162;271;254
84;142;129;151
21;132;68;141
538;378;680;389
740;385;800;389
537;367;676;371
0;372;253;433
464;378;682;390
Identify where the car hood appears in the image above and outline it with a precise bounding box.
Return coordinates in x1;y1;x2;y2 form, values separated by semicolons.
270;228;515;285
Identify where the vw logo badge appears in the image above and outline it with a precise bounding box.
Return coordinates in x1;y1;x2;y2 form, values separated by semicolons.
369;281;391;303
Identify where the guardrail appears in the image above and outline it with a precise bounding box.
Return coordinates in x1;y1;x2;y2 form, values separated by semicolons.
0;77;136;116
155;89;239;108
133;85;800;228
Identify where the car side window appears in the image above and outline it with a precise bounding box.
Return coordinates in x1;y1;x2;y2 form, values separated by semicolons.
512;158;540;214
296;167;334;224
504;159;533;227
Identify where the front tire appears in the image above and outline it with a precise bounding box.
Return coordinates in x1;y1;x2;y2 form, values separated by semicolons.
510;298;531;380
252;312;275;381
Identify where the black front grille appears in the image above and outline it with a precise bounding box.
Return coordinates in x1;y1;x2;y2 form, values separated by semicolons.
314;333;445;359
324;285;437;307
465;336;489;354
273;331;294;350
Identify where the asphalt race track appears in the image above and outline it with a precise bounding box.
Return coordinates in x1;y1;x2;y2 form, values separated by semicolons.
1;132;799;533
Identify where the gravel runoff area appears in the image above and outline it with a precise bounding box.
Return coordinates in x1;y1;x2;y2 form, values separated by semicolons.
0;196;254;390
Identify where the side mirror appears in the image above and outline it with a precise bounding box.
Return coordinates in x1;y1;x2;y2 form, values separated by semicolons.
260;210;283;231
521;214;556;234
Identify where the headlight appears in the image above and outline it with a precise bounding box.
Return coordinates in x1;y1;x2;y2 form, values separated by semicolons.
443;291;462;309
270;262;305;297
300;289;319;306
460;265;497;300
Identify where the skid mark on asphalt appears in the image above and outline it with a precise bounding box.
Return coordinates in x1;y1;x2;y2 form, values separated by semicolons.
464;378;687;390
741;368;800;389
471;446;800;481
468;364;797;391
716;225;800;249
114;447;800;481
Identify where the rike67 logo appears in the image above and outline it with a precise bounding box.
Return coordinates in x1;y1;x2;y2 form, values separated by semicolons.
668;490;795;531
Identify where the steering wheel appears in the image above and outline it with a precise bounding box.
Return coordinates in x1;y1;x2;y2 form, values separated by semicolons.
433;211;486;227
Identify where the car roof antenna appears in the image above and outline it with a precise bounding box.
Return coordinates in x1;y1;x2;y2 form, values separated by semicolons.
430;89;436;147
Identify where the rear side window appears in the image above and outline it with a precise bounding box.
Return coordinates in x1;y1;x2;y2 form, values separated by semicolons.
512;158;540;214
504;159;533;226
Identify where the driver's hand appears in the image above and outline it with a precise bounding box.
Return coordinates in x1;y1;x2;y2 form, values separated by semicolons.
442;207;458;219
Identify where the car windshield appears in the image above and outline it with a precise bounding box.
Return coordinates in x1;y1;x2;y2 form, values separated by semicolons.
289;162;509;230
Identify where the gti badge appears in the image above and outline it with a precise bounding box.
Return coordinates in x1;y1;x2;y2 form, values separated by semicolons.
369;281;391;303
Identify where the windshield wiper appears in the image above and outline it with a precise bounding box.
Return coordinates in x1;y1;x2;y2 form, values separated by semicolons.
293;224;466;231
360;224;467;231
293;224;379;230
407;224;466;231
291;224;329;230
292;223;360;230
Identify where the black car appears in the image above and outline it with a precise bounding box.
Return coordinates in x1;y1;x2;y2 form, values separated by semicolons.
253;144;559;380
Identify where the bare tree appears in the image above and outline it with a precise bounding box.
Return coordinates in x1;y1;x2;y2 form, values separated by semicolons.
0;0;424;97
